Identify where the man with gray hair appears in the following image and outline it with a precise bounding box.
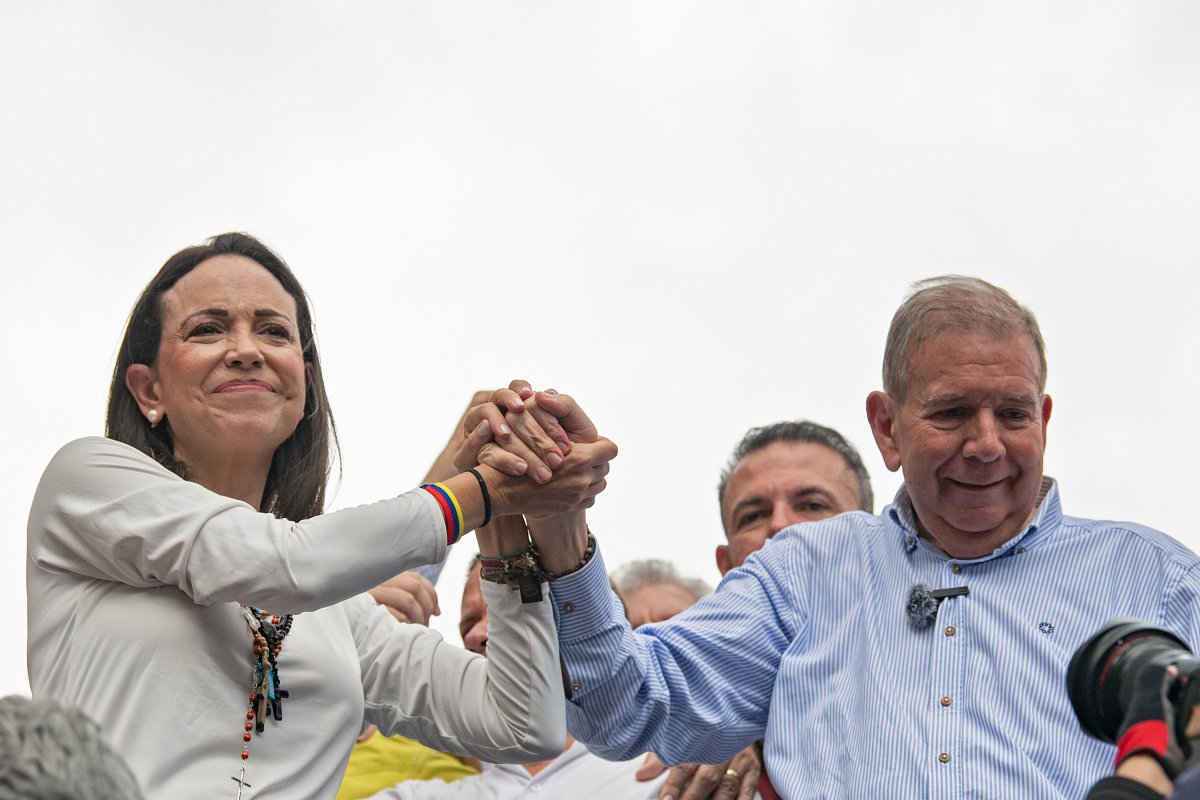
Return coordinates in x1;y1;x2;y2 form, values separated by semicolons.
613;559;712;629
512;275;1200;798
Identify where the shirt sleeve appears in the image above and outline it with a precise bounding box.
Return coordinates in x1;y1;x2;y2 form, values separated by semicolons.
350;583;565;764
1159;558;1200;651
550;541;796;765
27;437;447;611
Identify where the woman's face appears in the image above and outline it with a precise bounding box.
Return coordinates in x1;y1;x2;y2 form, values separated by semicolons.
129;255;307;467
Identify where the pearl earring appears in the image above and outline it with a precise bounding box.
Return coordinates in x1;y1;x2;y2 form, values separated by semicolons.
147;409;160;426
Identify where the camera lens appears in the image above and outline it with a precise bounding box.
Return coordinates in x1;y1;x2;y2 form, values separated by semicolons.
1067;618;1195;743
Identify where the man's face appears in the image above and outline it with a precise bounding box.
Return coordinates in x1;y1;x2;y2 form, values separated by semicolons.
866;330;1052;559
717;440;863;574
459;564;488;656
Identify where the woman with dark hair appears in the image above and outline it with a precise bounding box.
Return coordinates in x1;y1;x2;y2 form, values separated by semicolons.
26;233;616;799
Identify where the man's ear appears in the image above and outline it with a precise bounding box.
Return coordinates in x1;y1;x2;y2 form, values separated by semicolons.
866;391;903;473
1041;394;1053;447
124;364;162;420
715;544;733;577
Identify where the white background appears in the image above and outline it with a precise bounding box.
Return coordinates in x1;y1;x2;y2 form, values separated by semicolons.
2;2;1198;697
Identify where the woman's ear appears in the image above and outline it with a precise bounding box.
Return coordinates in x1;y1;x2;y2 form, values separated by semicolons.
125;364;163;423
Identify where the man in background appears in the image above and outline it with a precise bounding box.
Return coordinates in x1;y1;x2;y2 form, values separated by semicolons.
716;420;874;576
614;559;711;629
711;420;873;799
628;424;875;800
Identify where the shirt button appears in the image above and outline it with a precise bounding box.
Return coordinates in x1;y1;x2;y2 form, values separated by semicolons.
1016;546;1026;554
530;785;543;793
571;682;582;693
940;696;952;707
939;752;951;764
944;626;956;637
563;602;576;613
905;537;915;546
950;563;961;574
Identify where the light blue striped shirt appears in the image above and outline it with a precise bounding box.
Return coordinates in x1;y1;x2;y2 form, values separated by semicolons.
551;480;1200;799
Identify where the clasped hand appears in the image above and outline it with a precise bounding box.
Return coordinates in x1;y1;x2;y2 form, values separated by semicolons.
454;382;615;566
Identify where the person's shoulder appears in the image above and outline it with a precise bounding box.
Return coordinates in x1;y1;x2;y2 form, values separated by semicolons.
1041;484;1193;569
32;437;183;525
770;510;886;551
741;511;889;581
49;435;152;467
777;509;883;536
1062;513;1200;568
39;436;161;485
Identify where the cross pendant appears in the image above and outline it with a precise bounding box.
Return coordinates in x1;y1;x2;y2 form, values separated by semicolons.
231;767;252;799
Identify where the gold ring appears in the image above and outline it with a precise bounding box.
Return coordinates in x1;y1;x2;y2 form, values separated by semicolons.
724;769;740;779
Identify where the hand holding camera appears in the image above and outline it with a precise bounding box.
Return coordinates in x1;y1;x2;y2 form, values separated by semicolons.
1070;620;1200;797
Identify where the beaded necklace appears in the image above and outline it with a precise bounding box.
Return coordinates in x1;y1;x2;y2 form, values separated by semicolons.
233;605;293;798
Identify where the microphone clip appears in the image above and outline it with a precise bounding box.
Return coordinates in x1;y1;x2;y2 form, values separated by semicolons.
907;584;970;629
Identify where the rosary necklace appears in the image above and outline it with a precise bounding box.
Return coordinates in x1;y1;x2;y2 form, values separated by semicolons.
232;605;293;798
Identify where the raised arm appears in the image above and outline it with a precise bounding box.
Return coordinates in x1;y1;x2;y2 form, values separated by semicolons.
28;434;612;613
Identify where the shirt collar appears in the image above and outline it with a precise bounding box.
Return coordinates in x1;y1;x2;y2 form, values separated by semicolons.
888;476;1059;560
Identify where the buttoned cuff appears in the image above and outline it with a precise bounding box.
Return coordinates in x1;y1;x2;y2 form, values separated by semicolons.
548;541;624;642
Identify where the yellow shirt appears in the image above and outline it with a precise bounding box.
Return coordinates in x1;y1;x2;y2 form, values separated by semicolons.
337;734;479;800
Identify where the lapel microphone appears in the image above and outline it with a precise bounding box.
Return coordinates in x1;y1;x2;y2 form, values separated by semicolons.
906;583;970;628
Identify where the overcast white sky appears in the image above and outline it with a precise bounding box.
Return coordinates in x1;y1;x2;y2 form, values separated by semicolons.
2;2;1198;697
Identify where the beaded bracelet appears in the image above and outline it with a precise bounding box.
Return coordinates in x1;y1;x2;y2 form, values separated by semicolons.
530;532;596;581
477;533;597;604
477;549;547;604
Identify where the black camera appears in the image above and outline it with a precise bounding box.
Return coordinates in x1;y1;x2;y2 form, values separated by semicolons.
1067;618;1200;743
